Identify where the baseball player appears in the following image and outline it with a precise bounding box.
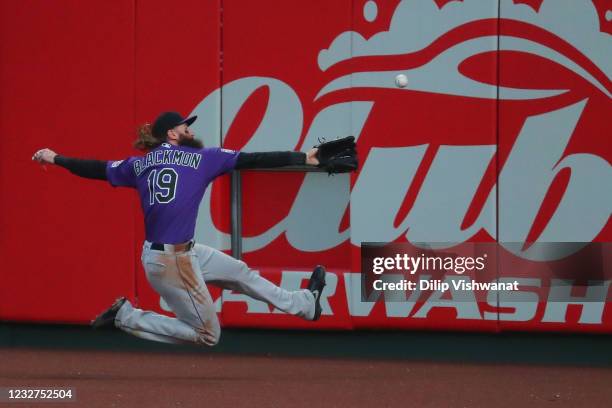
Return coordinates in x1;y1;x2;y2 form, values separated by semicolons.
32;111;326;346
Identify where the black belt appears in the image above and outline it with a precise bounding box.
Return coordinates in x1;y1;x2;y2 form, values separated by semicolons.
151;241;194;252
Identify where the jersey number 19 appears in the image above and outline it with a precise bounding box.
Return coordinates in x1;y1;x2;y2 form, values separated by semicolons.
147;168;178;205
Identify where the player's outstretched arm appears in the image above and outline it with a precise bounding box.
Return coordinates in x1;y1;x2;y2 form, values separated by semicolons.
234;148;319;170
32;148;108;181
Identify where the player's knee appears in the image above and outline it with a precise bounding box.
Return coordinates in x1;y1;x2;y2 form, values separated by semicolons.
203;332;221;347
209;324;221;346
196;322;221;347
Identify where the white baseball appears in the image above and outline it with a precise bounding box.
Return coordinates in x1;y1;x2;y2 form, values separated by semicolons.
395;74;408;88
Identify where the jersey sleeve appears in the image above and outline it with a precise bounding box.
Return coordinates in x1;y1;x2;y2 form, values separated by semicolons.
206;147;240;177
106;158;137;187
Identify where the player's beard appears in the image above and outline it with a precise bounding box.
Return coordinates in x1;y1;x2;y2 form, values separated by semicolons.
178;134;204;149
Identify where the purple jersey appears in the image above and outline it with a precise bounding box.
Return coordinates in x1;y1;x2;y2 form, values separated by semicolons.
106;143;239;243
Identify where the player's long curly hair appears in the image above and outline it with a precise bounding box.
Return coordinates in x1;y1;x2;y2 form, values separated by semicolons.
133;123;163;152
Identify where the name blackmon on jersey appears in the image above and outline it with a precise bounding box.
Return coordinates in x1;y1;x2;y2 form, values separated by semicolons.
133;147;203;176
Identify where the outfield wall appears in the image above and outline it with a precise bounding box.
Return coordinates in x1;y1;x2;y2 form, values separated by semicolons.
1;0;610;332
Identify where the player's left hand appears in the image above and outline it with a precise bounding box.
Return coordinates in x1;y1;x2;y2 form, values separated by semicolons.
306;147;319;166
32;148;57;164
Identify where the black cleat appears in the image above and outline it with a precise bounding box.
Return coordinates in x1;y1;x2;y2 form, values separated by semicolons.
91;297;127;329
307;265;326;321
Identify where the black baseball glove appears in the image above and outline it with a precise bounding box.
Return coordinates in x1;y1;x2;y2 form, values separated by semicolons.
315;136;358;175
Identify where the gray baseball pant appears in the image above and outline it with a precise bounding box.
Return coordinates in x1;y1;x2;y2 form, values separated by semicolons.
114;241;316;345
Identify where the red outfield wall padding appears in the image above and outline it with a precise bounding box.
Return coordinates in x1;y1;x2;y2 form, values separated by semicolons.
0;0;137;323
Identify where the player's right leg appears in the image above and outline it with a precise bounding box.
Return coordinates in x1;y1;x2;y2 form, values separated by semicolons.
113;243;220;346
